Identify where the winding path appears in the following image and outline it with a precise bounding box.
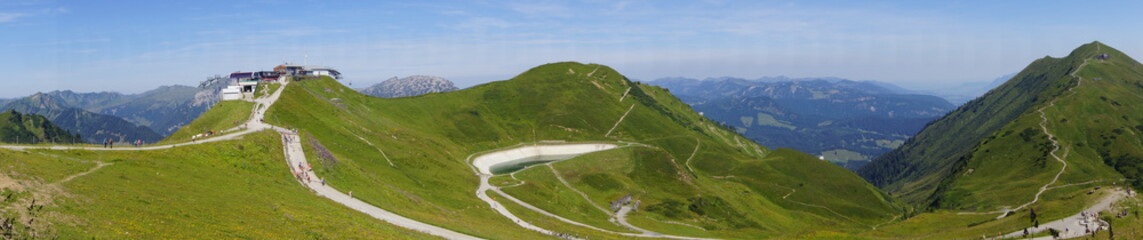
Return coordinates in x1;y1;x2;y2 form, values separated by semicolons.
974;49;1134;239
1005;58;1091;216
469;144;715;240
547;164;661;235
957;58;1093;219
0;79;482;240
998;189;1127;239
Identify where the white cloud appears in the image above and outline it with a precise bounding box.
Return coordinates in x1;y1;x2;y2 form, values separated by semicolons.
439;10;466;16
509;3;572;18
611;1;632;12
456;17;513;31
0;13;26;22
44;7;68;14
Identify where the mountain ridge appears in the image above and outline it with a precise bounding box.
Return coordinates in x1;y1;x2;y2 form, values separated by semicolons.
1;92;164;143
860;41;1142;210
0;84;220;143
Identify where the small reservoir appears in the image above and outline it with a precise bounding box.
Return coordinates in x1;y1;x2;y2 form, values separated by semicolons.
472;144;618;175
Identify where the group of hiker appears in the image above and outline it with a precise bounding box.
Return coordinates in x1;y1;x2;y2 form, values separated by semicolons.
191;130;217;142
101;138;144;148
287;132;324;187
294;161;324;186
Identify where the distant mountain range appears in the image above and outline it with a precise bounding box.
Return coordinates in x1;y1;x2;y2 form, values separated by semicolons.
0;110;81;144
650;77;955;170
906;73;1015;104
0;83;222;143
358;75;459;98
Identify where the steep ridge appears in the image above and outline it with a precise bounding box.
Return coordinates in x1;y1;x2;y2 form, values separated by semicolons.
266;62;902;238
859;42;1142;211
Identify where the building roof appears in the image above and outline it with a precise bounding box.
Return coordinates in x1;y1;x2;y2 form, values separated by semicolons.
302;65;337;71
229;72;254;79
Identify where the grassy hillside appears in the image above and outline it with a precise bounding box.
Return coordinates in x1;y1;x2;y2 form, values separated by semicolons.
0;131;430;239
265;62;902;238
861;41;1143;214
161;100;254;143
0;110;81;144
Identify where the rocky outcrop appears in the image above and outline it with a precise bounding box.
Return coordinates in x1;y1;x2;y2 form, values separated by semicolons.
359;75;458;98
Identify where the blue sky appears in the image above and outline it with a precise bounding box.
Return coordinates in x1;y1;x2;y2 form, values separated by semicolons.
2;0;1142;98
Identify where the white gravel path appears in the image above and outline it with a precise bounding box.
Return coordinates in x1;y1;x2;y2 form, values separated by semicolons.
1;79;483;240
999;189;1127;239
281;130;479;240
469;143;716;240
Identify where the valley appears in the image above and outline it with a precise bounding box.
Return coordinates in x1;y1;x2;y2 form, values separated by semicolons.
651;78;954;170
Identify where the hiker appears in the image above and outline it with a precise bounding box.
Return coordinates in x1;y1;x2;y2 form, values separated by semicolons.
320;177;325;186
109;139;114;149
348;191;353;198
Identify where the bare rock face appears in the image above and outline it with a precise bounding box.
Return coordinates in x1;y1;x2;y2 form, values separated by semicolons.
359;75;459;98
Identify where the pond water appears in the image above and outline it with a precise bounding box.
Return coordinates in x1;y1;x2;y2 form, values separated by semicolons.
488;154;582;175
472;143;618;175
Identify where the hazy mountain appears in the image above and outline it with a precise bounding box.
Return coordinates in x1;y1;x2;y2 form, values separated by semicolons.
860;42;1143;209
651;77;954;170
0;110;81;144
910;73;1016;104
358;75;459;98
0;81;228;143
1;93;163;143
2;84;220;138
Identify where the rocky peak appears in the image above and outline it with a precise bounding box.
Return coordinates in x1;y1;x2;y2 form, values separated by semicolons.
359;75;459;98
